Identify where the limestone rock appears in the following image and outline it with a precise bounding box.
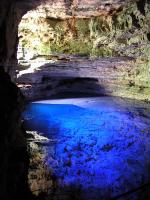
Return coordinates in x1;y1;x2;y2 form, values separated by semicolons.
17;55;150;101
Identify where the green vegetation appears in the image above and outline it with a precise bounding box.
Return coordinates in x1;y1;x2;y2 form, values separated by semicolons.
19;2;150;59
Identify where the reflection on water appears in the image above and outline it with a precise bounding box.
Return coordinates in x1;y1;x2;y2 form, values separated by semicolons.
23;97;150;200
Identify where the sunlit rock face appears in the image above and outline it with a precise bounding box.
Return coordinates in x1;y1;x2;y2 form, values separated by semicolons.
18;0;150;101
18;0;133;57
17;54;150;101
20;0;130;19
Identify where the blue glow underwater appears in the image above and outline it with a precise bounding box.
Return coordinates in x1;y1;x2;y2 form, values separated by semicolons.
23;97;150;198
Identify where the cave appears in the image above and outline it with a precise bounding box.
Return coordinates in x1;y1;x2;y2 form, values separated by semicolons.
0;1;150;200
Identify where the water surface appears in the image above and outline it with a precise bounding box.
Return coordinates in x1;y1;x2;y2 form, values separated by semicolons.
23;97;150;199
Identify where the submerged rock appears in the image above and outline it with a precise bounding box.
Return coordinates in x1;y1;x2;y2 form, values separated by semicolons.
27;131;50;143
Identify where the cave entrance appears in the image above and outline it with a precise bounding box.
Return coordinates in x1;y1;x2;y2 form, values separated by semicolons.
17;6;113;100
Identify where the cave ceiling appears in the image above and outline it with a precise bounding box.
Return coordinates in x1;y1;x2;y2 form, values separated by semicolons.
12;0;137;17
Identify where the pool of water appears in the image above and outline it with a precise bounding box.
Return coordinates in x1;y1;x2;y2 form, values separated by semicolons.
23;97;150;200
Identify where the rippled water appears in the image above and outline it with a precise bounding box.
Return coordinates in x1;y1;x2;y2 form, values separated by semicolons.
23;97;150;200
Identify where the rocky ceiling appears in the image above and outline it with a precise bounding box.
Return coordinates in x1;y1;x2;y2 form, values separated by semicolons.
17;0;135;18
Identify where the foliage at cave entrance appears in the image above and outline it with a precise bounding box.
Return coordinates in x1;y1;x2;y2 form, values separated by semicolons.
18;2;150;59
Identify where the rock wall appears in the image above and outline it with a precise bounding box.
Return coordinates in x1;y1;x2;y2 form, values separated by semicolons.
0;1;22;77
0;0;49;76
0;67;32;200
0;1;33;198
20;0;130;19
17;55;150;101
0;1;43;200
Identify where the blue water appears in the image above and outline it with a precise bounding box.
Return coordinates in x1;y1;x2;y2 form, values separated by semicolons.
23;97;150;199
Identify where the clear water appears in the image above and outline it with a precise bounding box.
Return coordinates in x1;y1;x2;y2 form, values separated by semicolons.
23;97;150;199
